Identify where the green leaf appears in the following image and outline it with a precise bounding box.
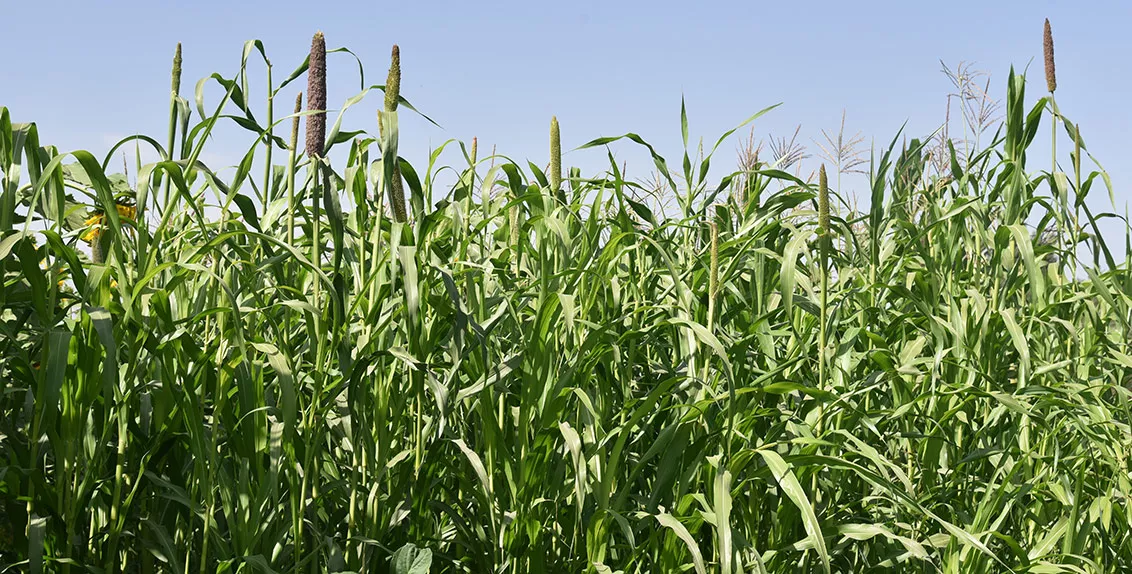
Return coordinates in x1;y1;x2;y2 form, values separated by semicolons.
758;450;830;573
390;543;432;574
655;513;706;574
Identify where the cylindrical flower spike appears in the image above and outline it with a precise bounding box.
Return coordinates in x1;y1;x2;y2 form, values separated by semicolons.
389;166;407;222
171;43;182;96
1044;19;1057;93
306;31;327;159
385;45;400;113
291;92;303;152
818;164;830;236
1074;124;1081;174
382;45;407;222
550;116;562;194
91;237;104;264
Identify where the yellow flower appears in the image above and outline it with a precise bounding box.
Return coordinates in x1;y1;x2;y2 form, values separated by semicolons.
81;201;136;244
81;226;101;243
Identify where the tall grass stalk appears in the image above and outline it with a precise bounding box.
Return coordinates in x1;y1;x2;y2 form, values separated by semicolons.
1;29;1130;574
287;92;301;246
161;43;182;210
382;45;406;223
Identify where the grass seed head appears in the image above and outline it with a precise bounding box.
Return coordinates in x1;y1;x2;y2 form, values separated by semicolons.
91;237;104;264
1044;19;1057;93
291;92;303;152
383;44;406;222
471;137;477;165
550;116;562;193
385;45;401;113
171;43;182;96
389;164;407;222
306;31;327;159
818;164;830;235
1074;123;1082;174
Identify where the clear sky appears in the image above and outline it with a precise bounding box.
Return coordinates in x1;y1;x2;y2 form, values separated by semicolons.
2;0;1129;244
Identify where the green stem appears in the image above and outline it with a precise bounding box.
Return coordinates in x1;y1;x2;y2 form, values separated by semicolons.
263;65;274;206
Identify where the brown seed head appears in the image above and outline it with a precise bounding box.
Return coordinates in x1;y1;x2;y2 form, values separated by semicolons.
1044;19;1057;93
305;31;327;159
471;137;477;165
291;92;303;152
385;45;401;112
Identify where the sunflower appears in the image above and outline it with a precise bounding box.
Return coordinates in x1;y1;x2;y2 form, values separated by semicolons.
81;200;137;243
82;197;136;265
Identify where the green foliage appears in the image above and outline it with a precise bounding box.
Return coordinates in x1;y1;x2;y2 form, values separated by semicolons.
1;36;1130;574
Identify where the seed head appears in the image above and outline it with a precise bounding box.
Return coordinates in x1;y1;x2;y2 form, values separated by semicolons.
471;137;477;165
818;164;830;235
550;116;562;193
290;92;302;152
385;45;401;113
91;233;104;264
1044;19;1057;93
382;45;405;221
388;163;407;223
171;43;182;96
305;31;327;159
1074;124;1082;175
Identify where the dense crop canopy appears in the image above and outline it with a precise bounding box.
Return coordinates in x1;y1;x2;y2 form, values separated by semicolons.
1;32;1130;573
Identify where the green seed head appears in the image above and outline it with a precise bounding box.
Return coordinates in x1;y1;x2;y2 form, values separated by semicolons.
818;164;830;236
389;164;407;223
385;45;401;113
1074;124;1082;174
1044;19;1057;93
471;137;478;165
305;31;327;159
91;233;105;265
550;116;562;193
171;43;182;96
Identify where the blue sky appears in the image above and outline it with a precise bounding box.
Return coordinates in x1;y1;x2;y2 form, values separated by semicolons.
2;0;1129;244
